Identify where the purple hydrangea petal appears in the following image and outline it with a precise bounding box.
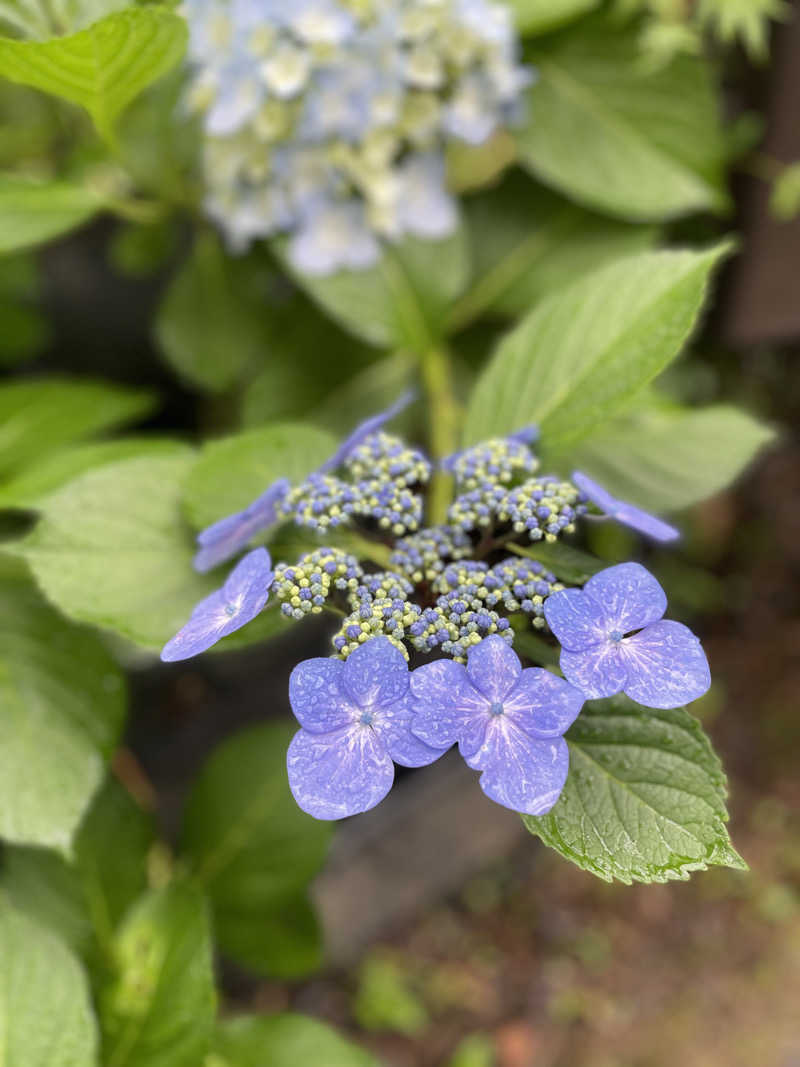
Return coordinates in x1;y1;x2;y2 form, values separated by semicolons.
457;713;490;760
161;547;273;662
287;724;394;820
341;636;409;708
543;587;610;652
559;642;628;700
194;478;290;572
465;719;570;815
409;658;488;751
289;656;355;733
573;471;680;543
582;562;667;635
503;668;584;739
619;620;711;709
317;390;415;474
507;425;539;445
375;694;450;768
465;634;521;703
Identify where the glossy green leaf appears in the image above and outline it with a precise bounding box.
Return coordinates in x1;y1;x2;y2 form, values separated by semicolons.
0;175;103;254
183;722;333;978
208;1014;377;1067
463;245;730;449
524;696;746;884
0;567;125;850
517;17;728;220
0;8;188;137
0;900;99;1066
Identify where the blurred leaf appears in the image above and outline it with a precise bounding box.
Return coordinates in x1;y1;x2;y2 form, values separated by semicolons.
100;883;216;1067
517;17;728;220
446;128;517;193
446;1034;496;1067
208;1014;377;1067
570;404;776;512
508;541;604;585
354;954;429;1035
282;227;471;350
452;171;656;330
109;218;179;278
0;174;102;253
183;422;336;530
183;722;333;978
310;352;415;437
769;161;800;221
524;696;746;883
155;231;264;392
508;0;599;35
0;377;156;478
0;252;48;365
0;899;99;1066
0;567;125;850
697;0;788;62
464;245;730;449
0;436;185;510
0;8;188;138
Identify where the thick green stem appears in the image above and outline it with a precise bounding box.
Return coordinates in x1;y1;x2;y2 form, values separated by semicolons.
420;344;459;525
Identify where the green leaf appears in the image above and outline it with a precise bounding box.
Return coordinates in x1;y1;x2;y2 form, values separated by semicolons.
0;7;188;137
507;540;604;585
517;17;728;220
0;436;185;510
570;404;776;512
281;227;471;349
0;568;126;850
208;1014;378;1067
183;722;333;978
183;422;337;531
100;883;216;1067
451;172;656;330
0;174;103;254
524;696;747;884
155;232;265;392
463;244;731;449
12;451;219;649
0;899;100;1066
0;377;156;478
508;0;599;36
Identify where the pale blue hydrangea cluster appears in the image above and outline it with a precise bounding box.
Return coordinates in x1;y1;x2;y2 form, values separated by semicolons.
182;0;532;273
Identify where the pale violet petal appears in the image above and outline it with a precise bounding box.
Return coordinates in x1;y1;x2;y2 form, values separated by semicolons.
559;643;627;700
619;620;711;709
465;634;521;703
342;636;409;708
543;588;609;652
583;562;667;635
317;390;414;473
289;656;355;733
503;668;584;738
286;725;394;820
409;658;487;750
572;471;679;543
375;693;449;768
466;718;569;815
194;479;289;572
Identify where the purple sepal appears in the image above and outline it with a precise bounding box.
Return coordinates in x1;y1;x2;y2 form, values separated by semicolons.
573;471;680;543
316;391;415;474
193;478;290;572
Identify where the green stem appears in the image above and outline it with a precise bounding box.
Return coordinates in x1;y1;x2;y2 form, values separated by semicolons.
420;343;459;525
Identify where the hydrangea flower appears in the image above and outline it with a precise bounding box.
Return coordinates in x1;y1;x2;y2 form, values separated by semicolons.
287;636;447;818
161;547;274;661
184;0;533;274
543;562;711;709
572;471;680;543
410;635;584;814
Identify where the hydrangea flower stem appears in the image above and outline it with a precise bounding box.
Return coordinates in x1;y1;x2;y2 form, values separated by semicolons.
420;343;459;525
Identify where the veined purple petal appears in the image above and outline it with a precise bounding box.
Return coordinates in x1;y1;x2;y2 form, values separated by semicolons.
543;587;609;652
559;642;628;700
289;656;355;733
465;718;569;815
582;562;667;635
342;636;409;708
375;693;450;768
316;391;415;474
194;478;290;572
503;668;584;738
465;635;521;703
573;471;680;543
287;724;394;820
619;620;711;709
409;657;487;751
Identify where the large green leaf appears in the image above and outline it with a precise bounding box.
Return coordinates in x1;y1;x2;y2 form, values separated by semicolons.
0;377;155;479
183;722;333;978
507;0;599;35
0;7;187;137
524;696;746;884
282;227;471;349
570;404;776;512
100;883;216;1067
0;566;126;850
517;17;728;220
463;245;730;449
0;175;103;254
452;172;656;330
208;1014;377;1067
183;423;337;530
0;900;99;1067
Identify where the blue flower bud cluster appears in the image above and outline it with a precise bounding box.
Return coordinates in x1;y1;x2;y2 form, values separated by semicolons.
182;0;533;274
447;475;584;540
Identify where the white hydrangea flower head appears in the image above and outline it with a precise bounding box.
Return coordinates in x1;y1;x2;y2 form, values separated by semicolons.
183;0;532;274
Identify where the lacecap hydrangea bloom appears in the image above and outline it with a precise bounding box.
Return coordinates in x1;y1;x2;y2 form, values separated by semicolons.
162;397;712;820
182;0;533;273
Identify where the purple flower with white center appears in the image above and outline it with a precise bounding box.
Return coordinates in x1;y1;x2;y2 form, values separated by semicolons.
287;636;447;819
161;548;274;662
317;389;414;473
410;636;584;814
573;471;680;543
543;562;711;709
194;478;290;573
